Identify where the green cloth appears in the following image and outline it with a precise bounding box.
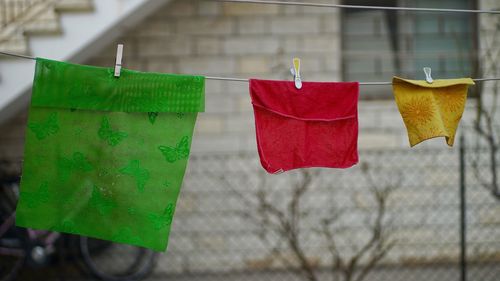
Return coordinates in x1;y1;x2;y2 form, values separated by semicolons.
16;58;205;251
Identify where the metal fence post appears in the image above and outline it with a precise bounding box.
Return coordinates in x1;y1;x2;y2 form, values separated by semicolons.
459;133;467;281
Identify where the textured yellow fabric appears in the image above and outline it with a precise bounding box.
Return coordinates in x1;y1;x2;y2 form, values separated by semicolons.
392;76;475;147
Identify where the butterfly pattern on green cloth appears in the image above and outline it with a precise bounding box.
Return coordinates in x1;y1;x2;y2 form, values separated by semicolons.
127;207;137;215
147;203;175;231
163;180;171;190
17;58;205;251
148;112;158;124
28;112;59;140
119;160;150;192
88;185;116;216
112;227;143;246
20;181;50;208
58;152;94;181
158;136;190;163
98;116;128;147
58;219;77;233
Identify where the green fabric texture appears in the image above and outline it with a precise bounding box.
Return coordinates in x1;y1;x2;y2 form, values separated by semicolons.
16;58;205;251
31;58;205;112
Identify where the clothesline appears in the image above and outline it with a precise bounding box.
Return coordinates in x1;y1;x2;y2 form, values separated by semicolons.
14;55;478;254
2;51;500;85
205;76;500;84
215;0;500;14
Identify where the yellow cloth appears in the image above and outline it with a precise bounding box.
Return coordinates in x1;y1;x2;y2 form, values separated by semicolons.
392;76;475;147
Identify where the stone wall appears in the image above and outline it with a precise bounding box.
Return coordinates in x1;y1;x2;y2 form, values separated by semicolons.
85;0;344;154
2;0;483;160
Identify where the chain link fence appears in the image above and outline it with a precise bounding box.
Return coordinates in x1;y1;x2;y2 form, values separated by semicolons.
462;128;500;281
1;143;499;281
149;144;499;281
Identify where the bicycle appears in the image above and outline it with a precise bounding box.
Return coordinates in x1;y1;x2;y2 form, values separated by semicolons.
0;170;159;281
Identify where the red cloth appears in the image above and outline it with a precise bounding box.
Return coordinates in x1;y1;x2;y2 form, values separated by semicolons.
249;79;359;174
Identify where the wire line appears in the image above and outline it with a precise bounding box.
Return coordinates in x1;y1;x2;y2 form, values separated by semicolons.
215;0;500;14
1;51;500;85
0;51;36;60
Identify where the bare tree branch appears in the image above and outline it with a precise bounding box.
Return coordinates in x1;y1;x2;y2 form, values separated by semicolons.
224;164;398;281
473;16;500;200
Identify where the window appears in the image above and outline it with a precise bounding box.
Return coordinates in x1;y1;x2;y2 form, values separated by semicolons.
342;0;477;98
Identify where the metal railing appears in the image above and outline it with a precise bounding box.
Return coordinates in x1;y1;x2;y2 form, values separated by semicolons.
0;0;61;49
0;0;45;28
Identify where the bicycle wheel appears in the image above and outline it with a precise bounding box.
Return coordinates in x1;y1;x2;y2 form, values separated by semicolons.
0;227;26;281
0;177;26;281
0;250;25;281
79;236;158;281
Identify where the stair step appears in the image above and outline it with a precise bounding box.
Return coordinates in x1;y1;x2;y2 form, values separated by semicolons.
0;0;94;56
0;35;28;55
23;8;61;35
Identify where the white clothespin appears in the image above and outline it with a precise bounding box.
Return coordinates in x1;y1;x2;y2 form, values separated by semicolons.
290;57;302;89
423;67;433;84
114;44;124;78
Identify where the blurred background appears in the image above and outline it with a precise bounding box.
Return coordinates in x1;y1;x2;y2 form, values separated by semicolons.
0;0;499;280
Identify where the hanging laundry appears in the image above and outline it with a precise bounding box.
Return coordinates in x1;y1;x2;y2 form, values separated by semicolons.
392;76;474;147
249;79;359;174
16;58;205;251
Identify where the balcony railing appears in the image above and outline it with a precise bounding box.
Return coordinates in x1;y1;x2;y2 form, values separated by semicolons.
0;0;48;28
0;0;61;53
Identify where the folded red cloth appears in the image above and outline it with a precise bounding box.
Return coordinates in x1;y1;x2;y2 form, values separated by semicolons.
249;79;359;174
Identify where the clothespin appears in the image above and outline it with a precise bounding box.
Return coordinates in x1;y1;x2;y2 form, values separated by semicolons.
423;67;433;84
290;57;302;89
114;44;124;78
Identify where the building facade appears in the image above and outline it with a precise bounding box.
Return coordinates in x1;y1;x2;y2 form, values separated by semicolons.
0;0;499;278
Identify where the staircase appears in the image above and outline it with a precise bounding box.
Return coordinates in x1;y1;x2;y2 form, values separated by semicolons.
0;0;172;124
0;0;94;55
